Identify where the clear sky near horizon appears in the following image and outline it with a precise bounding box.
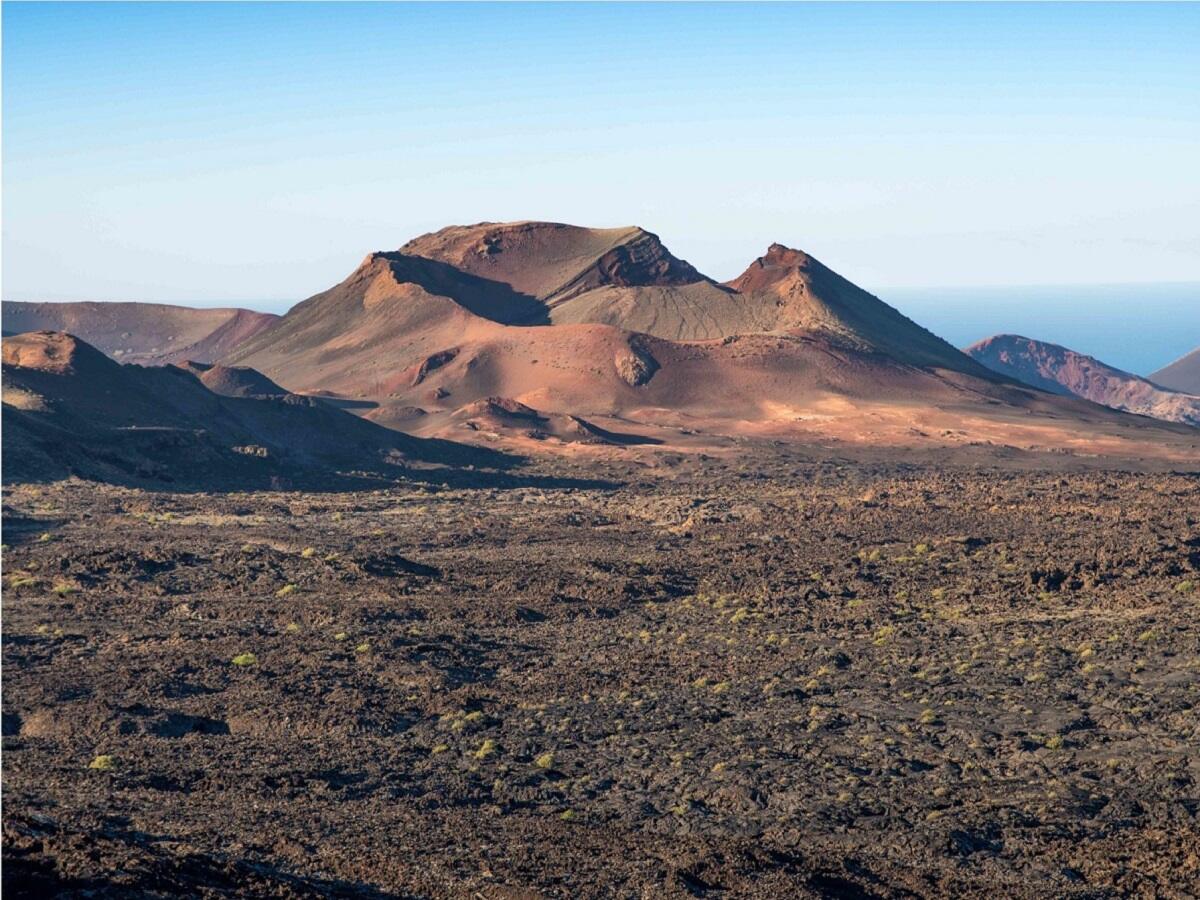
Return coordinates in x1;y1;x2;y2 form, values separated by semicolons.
3;2;1199;354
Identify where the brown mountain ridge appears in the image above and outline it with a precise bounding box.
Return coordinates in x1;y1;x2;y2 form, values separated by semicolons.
222;221;1196;459
2;301;278;365
6;222;1195;461
966;334;1200;428
2;331;505;487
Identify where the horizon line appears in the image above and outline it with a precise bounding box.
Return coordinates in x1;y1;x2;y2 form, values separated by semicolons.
5;278;1199;311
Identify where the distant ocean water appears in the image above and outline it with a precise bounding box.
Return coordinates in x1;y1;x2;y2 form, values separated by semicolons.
878;283;1200;378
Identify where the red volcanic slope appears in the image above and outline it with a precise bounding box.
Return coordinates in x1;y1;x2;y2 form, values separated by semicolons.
389;222;984;372
2;301;278;365
966;334;1200;427
222;221;1198;458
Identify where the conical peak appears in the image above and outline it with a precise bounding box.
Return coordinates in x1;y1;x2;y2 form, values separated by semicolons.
725;243;819;295
761;243;814;268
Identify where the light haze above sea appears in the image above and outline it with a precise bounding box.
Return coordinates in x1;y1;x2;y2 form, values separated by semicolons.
878;282;1199;378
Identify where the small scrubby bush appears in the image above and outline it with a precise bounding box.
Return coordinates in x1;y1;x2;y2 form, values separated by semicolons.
473;739;497;759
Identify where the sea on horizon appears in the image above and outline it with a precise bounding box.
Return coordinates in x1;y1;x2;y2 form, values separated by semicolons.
880;282;1199;378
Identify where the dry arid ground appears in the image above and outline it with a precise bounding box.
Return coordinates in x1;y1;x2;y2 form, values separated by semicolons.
3;449;1199;898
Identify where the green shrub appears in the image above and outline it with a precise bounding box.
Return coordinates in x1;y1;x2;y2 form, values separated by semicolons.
473;738;497;759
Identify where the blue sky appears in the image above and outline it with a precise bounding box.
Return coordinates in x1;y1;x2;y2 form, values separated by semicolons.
3;2;1199;312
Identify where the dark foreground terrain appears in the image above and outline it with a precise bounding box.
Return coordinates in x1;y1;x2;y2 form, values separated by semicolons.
3;452;1199;898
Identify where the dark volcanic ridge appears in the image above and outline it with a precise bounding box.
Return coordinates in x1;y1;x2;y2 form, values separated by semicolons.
2;331;507;488
1152;346;1200;395
966;334;1200;427
175;360;289;398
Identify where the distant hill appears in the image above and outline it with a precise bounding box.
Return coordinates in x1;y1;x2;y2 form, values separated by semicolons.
1151;347;1200;394
8;223;1195;461
2;331;503;487
2;301;278;365
966;334;1200;427
175;360;289;398
222;221;1003;429
389;222;982;371
221;221;1197;458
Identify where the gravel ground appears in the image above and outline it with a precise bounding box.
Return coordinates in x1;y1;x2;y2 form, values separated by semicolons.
3;456;1199;898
